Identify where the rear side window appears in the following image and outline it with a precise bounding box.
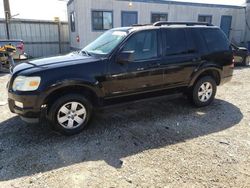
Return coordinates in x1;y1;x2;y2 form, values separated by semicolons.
186;28;207;54
202;28;230;52
162;29;187;56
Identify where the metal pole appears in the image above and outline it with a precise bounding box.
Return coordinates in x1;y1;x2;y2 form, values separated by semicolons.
3;0;11;39
54;17;62;54
58;21;62;54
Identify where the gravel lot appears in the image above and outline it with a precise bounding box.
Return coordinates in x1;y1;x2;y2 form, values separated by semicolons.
0;67;250;188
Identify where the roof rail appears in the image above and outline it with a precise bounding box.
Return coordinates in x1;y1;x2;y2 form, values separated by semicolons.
153;21;213;27
132;24;152;27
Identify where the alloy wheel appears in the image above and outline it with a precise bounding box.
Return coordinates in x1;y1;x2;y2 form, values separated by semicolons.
57;102;87;129
198;82;213;102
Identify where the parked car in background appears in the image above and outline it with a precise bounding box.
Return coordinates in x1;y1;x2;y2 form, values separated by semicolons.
7;22;234;135
232;43;249;66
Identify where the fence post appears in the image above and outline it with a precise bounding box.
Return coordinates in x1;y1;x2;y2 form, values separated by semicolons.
3;0;11;39
58;22;62;54
54;17;62;54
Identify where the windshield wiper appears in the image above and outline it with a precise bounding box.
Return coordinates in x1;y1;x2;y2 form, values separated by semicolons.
80;50;91;56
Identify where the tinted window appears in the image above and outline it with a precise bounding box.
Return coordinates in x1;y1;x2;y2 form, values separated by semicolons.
186;28;207;54
92;11;113;30
151;13;168;23
163;29;187;56
202;28;230;52
122;30;158;61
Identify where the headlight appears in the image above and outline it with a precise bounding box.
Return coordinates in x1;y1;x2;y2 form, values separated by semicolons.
12;76;41;91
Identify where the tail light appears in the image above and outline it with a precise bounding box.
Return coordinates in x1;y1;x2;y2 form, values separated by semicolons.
16;42;24;54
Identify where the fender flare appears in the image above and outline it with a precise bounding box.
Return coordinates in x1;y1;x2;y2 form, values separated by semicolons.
188;67;222;87
40;78;104;105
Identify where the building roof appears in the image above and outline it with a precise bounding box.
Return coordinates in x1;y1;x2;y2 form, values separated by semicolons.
117;0;245;9
67;0;245;9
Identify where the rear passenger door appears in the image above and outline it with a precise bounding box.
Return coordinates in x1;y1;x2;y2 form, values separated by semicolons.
160;28;202;88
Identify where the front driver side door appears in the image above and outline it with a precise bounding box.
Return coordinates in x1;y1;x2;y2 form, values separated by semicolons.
103;29;163;97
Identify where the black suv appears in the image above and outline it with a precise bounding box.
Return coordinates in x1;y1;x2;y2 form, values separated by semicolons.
7;22;234;135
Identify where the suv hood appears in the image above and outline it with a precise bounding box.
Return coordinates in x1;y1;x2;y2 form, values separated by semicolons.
13;52;99;74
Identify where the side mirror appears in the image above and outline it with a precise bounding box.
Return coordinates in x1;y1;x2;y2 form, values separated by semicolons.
117;51;134;64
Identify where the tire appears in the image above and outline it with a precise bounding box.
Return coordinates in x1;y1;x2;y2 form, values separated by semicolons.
244;56;250;66
189;76;217;107
48;94;92;135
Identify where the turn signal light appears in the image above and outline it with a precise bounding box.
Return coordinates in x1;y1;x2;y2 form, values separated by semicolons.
29;81;39;87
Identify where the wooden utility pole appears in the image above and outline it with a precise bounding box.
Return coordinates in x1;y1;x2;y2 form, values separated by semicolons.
54;17;62;54
3;0;11;39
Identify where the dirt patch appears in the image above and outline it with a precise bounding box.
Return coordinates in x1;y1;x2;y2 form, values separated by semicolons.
0;68;250;187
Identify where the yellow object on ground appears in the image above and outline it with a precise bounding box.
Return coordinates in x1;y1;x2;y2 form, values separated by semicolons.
0;45;16;54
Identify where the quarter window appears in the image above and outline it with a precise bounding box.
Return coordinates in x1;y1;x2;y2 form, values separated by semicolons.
92;11;113;30
151;13;168;23
198;15;212;24
202;28;230;52
122;30;158;61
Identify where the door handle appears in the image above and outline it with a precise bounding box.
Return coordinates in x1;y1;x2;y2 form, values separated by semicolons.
192;57;202;62
137;67;144;71
149;63;161;68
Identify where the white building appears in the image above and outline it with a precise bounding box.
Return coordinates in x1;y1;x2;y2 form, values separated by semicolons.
67;0;248;50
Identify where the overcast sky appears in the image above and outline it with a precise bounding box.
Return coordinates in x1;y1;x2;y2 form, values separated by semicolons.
0;0;68;21
0;0;246;21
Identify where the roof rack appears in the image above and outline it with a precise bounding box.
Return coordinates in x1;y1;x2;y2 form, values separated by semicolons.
132;24;152;27
153;21;213;27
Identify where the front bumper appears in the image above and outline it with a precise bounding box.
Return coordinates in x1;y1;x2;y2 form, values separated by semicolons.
8;92;42;118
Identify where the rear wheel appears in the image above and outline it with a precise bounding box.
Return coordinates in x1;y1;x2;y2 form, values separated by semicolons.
48;94;92;135
189;76;217;107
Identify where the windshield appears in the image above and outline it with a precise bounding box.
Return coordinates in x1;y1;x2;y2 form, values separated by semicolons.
83;30;128;55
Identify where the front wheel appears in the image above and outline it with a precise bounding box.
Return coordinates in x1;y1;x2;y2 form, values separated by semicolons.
48;94;92;135
189;76;217;107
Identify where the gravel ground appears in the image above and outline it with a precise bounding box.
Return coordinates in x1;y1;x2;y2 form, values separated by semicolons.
0;67;250;188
